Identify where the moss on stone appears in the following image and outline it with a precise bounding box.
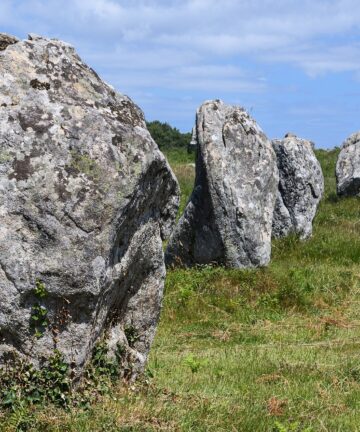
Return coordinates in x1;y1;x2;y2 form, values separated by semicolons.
70;151;102;182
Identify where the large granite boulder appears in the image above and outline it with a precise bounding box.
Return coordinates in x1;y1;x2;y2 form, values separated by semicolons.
336;132;360;196
272;134;324;239
0;34;179;379
166;99;279;268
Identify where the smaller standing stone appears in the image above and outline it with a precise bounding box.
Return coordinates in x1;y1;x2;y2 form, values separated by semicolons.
272;134;324;239
166;99;279;268
187;126;197;153
336;132;360;196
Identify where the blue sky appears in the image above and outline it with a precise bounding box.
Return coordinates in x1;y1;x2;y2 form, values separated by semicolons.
1;0;360;148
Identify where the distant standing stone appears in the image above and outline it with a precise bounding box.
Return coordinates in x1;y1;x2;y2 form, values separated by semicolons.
272;134;324;239
187;126;197;153
166;99;279;268
336;132;360;196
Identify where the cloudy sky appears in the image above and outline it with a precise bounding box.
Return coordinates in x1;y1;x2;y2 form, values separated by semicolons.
1;0;360;148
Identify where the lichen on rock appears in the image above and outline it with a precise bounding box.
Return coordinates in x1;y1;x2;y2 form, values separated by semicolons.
165;99;279;269
272;134;324;239
336;132;360;197
0;34;179;380
0;33;19;51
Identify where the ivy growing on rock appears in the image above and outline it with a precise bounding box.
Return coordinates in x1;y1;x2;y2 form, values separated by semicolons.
0;338;129;413
30;280;49;338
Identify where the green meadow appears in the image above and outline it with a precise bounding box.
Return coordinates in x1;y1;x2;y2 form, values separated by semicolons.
2;147;360;431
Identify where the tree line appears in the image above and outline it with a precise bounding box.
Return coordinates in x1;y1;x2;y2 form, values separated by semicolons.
147;120;191;149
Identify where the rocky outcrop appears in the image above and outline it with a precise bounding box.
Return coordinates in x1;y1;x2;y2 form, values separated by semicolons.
0;33;19;51
272;134;324;239
166;99;279;268
336;132;360;196
0;35;179;379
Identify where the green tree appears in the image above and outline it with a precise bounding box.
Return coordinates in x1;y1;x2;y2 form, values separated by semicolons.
146;120;191;149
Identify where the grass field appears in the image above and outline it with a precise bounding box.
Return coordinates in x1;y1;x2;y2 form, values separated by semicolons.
2;147;360;431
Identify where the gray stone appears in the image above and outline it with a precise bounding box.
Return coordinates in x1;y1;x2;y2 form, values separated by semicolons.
166;99;279;268
27;33;45;41
0;34;179;379
0;33;19;51
272;134;324;239
336;132;360;196
187;126;197;153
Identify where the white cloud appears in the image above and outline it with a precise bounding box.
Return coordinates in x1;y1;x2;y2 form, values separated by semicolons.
257;40;360;77
2;0;360;143
3;0;360;75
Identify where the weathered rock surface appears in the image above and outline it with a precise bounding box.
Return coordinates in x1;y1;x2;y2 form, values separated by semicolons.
0;34;179;379
0;33;19;51
272;134;324;239
336;132;360;196
166;99;279;268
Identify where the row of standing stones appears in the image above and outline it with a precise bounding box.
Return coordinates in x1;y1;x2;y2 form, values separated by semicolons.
166;100;324;268
0;33;358;382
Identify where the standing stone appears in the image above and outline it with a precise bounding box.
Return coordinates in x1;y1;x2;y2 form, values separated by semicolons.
187;126;197;153
0;34;179;379
336;132;360;196
272;134;324;239
166;99;279;268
